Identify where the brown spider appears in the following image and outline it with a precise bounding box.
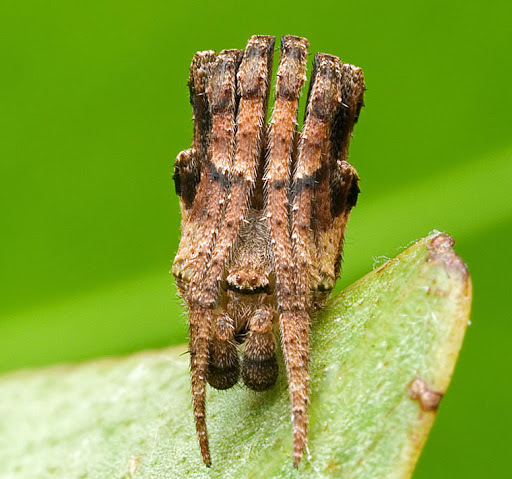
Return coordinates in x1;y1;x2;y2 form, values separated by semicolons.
172;35;364;467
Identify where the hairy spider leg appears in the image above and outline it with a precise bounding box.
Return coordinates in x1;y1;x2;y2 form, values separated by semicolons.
193;35;275;307
312;64;365;299
283;53;344;466
264;35;309;467
189;36;274;467
173;51;216;274
186;306;211;466
292;54;343;311
186;49;243;468
188;49;243;297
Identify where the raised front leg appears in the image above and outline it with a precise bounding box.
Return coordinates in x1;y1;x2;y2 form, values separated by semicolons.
312;64;365;299
264;35;310;467
172;50;216;286
194;35;274;308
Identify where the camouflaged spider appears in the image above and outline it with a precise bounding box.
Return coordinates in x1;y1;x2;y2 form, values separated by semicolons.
172;35;364;467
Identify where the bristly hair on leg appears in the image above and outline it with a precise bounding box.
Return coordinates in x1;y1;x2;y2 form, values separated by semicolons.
264;35;310;467
185;49;243;467
196;35;275;308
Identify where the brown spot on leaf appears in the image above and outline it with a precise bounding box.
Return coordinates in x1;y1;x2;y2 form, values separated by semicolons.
409;377;444;412
427;233;469;278
429;232;454;250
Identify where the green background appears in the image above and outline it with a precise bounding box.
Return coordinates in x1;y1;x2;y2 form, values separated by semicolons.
1;0;510;477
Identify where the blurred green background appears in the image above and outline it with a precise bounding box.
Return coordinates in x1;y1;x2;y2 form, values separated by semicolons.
1;0;510;476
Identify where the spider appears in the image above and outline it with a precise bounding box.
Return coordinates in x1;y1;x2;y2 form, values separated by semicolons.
172;35;364;467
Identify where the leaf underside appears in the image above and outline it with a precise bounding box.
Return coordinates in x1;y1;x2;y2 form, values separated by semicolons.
0;233;471;478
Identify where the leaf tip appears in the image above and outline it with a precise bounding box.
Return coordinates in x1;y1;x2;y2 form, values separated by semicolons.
427;232;469;280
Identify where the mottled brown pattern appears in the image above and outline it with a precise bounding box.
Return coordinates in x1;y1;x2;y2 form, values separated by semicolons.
172;52;216;281
171;35;365;468
314;63;365;294
172;54;215;218
265;36;308;314
195;36;274;307
188;50;242;294
285;55;344;462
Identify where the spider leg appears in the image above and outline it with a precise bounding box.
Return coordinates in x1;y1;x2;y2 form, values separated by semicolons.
192;35;275;308
186;49;243;291
186;49;243;467
190;51;217;162
187;38;274;466
313;64;365;299
188;306;212;466
173;51;216;281
264;35;309;467
292;53;343;309
279;52;344;467
242;304;278;391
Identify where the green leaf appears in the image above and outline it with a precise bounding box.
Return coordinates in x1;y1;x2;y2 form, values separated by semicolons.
0;233;471;478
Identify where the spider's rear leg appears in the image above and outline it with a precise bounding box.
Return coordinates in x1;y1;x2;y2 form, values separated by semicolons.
207;313;240;390
312;64;365;300
242;305;278;391
188;306;213;466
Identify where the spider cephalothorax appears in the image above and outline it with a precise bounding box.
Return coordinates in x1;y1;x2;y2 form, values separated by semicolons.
172;35;364;467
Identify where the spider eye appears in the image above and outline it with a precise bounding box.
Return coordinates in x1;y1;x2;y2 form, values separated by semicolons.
226;269;270;295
